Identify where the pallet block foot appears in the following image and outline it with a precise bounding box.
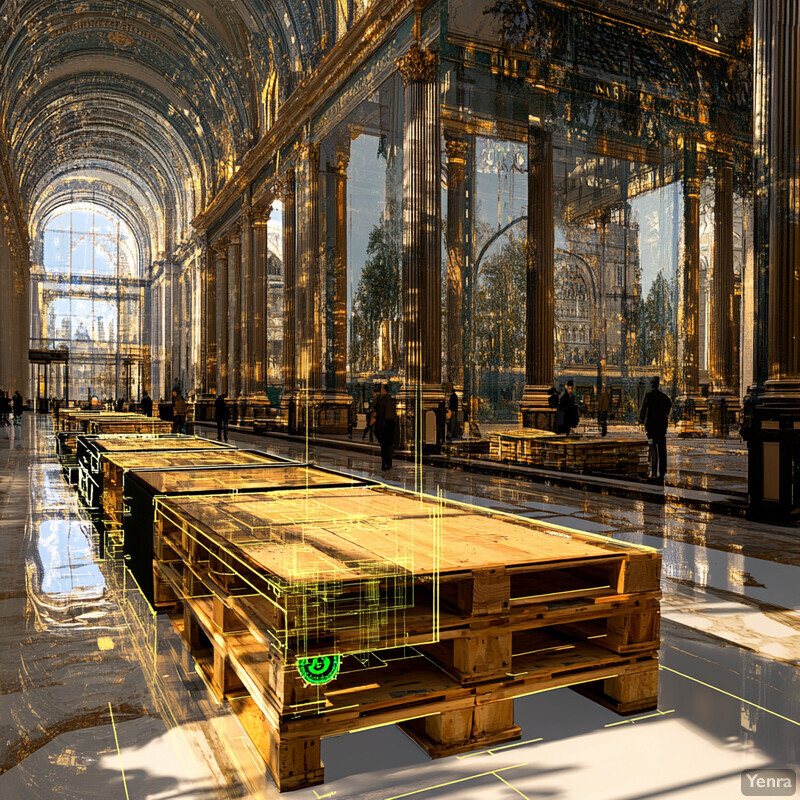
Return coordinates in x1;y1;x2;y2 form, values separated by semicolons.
399;701;520;758
572;660;659;715
231;697;324;792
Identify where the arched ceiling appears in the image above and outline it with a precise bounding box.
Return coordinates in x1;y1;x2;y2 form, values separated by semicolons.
0;0;341;267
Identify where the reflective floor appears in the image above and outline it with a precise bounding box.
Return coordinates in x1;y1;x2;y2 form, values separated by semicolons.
1;417;798;799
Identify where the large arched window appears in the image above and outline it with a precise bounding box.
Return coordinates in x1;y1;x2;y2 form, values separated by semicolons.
31;203;145;402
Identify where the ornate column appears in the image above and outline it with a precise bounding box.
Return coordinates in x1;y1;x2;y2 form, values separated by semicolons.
445;133;468;390
313;142;352;434
213;236;229;395
678;142;703;404
520;126;555;430
742;0;800;515
398;43;443;449
250;205;271;418
279;170;298;431
709;157;738;400
238;206;253;420
226;225;242;406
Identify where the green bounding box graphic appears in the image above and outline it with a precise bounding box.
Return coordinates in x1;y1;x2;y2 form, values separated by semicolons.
297;655;342;685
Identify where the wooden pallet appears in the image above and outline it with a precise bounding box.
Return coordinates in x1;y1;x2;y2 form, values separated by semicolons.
489;431;648;478
152;484;661;791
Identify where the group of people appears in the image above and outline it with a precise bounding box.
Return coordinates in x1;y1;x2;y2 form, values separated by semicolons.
0;391;24;426
552;376;673;482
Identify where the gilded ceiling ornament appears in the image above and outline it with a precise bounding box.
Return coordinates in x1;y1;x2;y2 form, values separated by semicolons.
397;43;438;85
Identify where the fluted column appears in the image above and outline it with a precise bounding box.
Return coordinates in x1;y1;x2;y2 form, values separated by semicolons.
445;133;468;388
227;226;242;400
710;158;736;396
332;146;349;394
240;207;253;400
213;236;229;394
280;170;297;402
521;126;555;429
679;142;702;398
765;1;800;386
297;146;321;392
399;43;441;391
743;0;800;514
252;206;271;395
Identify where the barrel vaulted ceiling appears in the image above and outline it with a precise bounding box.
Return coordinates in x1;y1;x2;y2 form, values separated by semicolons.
0;0;345;268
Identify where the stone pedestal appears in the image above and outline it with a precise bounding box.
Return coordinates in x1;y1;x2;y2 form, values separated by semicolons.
193;394;217;423
397;385;445;452
742;383;800;517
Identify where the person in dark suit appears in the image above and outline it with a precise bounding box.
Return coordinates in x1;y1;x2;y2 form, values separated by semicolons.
374;383;397;471
557;379;579;434
141;390;153;417
215;393;230;442
639;376;672;481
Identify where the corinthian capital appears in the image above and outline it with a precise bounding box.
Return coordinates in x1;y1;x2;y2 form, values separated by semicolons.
398;43;438;85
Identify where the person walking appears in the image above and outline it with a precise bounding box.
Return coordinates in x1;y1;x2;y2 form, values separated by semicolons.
639;376;672;482
362;385;379;443
171;389;187;433
12;391;24;427
374;383;397;471
557;379;579;434
0;392;10;426
446;388;460;441
215;393;230;442
597;384;611;437
141;390;153;417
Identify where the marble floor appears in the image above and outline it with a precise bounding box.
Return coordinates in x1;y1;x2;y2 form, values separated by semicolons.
1;417;798;800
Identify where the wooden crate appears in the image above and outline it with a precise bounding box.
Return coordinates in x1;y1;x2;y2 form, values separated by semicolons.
152;485;661;791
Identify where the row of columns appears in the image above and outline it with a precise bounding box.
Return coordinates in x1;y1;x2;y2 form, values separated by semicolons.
198;45;749;445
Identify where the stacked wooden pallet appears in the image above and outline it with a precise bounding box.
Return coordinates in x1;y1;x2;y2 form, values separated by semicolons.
562;438;650;477
124;464;370;606
76;435;231;515
151;485;661;791
488;430;648;478
488;429;556;462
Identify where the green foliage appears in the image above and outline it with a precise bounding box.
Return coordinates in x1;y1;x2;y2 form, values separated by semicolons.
474;235;526;369
349;225;401;373
639;273;677;372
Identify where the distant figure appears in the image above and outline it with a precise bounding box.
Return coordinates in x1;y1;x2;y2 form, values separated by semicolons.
115;397;124;412
0;392;10;426
639;376;672;481
362;385;379;443
347;398;357;440
172;390;188;434
374;383;397;471
557;379;579;435
447;388;460;441
547;387;559;409
597;385;611;437
12;391;24;426
215;393;230;442
141;390;153;417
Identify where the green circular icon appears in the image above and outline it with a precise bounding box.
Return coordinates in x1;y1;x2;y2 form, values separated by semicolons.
297;654;342;685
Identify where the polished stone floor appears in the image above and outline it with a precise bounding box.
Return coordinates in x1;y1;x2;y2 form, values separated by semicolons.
1;417;798;799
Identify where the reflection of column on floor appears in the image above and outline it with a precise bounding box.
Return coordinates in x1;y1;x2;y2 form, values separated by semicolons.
226;226;242;405
398;43;443;446
278;170;297;429
743;0;800;515
521;126;555;431
213;236;229;395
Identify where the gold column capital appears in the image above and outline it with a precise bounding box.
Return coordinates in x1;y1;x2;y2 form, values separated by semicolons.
398;43;438;85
